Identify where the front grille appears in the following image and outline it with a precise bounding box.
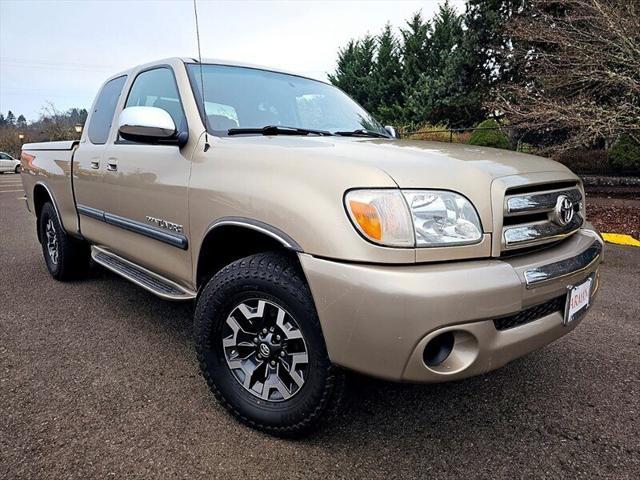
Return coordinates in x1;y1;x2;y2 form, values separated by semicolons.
493;295;565;331
501;183;583;253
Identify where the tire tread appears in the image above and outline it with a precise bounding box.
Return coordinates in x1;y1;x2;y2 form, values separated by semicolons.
194;251;344;437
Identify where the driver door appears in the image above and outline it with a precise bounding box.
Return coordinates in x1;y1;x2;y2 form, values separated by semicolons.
98;66;193;284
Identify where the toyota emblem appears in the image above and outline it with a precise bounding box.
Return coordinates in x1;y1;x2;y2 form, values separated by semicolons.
552;195;574;226
259;343;271;357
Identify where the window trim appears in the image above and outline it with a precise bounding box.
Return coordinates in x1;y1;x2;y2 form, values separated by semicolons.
115;64;189;146
87;74;128;146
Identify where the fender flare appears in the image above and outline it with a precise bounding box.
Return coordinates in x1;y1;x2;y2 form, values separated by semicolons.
34;181;66;234
205;216;303;252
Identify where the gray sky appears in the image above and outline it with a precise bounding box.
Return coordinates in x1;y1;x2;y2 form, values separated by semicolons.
0;0;464;121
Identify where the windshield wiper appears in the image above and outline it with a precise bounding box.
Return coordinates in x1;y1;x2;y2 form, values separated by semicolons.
334;129;390;139
227;125;333;136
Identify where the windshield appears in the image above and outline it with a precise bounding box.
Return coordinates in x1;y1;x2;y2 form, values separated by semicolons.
186;64;388;136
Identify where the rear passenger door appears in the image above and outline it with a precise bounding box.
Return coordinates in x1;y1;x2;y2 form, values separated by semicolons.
98;66;193;284
74;75;128;244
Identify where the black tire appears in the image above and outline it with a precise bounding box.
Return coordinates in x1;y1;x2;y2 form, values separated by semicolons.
15;165;20;174
194;251;344;437
38;202;90;280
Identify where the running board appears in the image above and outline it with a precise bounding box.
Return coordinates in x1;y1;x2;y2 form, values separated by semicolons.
91;246;196;301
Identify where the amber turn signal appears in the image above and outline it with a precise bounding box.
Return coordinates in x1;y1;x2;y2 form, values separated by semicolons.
348;200;382;240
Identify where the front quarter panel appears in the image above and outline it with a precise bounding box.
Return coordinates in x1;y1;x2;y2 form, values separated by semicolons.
188;135;415;281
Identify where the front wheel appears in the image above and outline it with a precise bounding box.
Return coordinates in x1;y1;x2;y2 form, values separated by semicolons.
194;252;344;437
15;165;20;174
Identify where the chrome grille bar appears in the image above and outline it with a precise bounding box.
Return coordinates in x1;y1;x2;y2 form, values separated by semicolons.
505;187;582;216
503;214;584;250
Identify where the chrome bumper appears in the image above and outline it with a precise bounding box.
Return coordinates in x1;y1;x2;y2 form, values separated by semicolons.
524;236;603;288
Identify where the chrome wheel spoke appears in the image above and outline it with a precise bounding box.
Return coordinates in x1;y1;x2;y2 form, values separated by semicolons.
222;298;309;402
45;219;58;265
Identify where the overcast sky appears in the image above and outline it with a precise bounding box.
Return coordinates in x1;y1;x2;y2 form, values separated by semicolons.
0;0;464;121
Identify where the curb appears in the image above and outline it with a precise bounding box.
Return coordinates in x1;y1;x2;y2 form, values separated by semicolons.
602;233;640;247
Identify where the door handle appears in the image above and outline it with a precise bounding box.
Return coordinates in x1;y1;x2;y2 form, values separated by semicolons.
90;160;99;169
106;159;118;172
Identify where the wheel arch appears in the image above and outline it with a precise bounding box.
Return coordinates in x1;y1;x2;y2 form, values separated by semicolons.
196;217;303;289
33;182;65;241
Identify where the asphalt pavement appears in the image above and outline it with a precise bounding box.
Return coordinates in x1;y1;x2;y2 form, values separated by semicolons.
1;172;639;479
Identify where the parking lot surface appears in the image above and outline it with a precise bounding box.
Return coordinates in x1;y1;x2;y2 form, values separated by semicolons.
1;174;639;479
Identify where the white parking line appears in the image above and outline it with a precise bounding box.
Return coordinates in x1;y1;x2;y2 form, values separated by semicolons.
0;189;23;193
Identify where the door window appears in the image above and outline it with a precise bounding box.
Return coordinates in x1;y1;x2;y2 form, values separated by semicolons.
125;68;187;132
87;75;127;145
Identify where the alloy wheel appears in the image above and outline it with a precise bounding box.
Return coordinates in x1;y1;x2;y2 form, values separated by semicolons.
222;298;309;402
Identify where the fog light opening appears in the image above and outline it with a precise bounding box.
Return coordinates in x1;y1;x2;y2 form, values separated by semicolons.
423;331;455;367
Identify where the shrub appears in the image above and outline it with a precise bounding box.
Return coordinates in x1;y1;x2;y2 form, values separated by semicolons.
406;123;469;143
468;119;511;150
554;149;609;174
407;123;452;142
608;135;640;172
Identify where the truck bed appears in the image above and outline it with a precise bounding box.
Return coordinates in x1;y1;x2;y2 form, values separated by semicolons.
20;141;80;236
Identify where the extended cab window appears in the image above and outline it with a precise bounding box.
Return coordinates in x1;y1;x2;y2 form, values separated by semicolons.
125;68;187;132
87;75;126;144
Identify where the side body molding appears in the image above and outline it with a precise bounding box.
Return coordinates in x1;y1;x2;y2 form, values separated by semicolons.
76;204;189;249
206;216;303;252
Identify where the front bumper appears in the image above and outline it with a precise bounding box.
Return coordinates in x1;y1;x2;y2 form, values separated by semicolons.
299;225;603;383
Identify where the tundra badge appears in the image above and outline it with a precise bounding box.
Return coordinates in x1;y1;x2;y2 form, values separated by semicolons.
146;216;184;233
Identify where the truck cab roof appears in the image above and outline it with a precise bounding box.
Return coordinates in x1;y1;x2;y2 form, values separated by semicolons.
107;57;325;85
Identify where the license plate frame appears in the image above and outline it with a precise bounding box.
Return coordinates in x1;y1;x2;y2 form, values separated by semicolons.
564;274;595;326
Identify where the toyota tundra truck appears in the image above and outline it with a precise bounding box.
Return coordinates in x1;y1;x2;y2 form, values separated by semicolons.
19;57;603;436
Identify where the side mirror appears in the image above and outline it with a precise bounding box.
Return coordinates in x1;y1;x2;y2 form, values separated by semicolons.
384;125;398;139
118;106;187;146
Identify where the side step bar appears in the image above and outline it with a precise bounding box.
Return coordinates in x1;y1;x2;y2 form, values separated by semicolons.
91;246;196;301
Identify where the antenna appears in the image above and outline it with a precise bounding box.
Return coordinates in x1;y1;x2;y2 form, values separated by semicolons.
193;0;210;151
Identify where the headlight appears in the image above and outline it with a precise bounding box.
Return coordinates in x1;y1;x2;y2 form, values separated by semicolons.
403;191;482;246
345;189;482;247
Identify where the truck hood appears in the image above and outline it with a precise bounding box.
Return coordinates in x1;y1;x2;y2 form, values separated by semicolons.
224;136;574;189
215;135;579;237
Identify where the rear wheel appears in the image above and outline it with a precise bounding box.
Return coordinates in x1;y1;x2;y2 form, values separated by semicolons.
38;202;90;280
14;165;20;174
194;252;344;437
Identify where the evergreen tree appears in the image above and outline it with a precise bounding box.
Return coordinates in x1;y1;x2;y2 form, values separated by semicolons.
16;114;27;129
6;111;15;126
407;1;476;126
0;114;5;128
328;35;377;112
428;1;464;72
463;0;526;86
371;24;404;123
399;12;431;106
328;1;525;128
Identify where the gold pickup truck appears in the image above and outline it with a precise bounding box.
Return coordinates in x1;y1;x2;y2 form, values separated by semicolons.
20;57;603;436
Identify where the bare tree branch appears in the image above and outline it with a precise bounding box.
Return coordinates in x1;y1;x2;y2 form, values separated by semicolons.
491;0;640;151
